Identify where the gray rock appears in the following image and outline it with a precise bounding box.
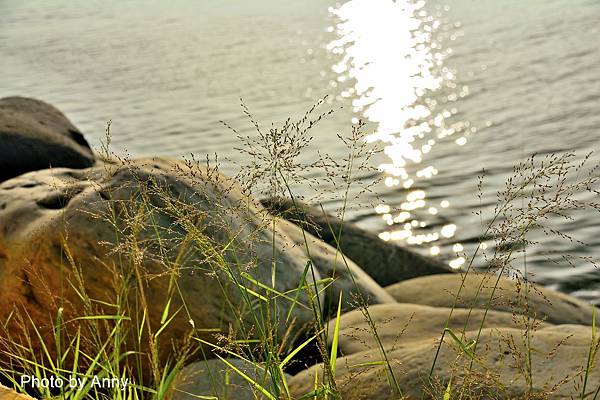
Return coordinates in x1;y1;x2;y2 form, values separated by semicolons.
327;302;550;356
290;325;598;399
261;196;452;287
168;358;291;400
0;96;95;182
385;273;596;325
278;219;396;317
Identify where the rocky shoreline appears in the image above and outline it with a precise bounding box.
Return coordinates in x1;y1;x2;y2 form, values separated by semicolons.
0;97;598;399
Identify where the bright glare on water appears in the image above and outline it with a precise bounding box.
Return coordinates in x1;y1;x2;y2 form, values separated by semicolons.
327;0;472;269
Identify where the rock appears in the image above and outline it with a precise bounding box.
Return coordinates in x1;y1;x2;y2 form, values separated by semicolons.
290;325;598;399
278;219;396;317
538;323;592;336
261;196;452;287
0;158;319;373
0;385;33;400
168;358;291;400
385;273;595;325
327;302;550;356
0;96;94;182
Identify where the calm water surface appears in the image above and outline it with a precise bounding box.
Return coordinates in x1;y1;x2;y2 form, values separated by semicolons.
2;0;600;300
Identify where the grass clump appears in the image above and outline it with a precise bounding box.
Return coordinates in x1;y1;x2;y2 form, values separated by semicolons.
0;101;599;400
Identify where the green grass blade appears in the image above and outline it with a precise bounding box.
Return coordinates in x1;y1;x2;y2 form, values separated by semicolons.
286;260;312;323
281;330;323;368
297;388;327;400
445;328;476;360
215;355;276;400
160;297;172;325
68;315;131;322
329;291;343;375
443;376;453;400
155;307;182;339
235;283;269;302
241;272;309;308
348;360;388;369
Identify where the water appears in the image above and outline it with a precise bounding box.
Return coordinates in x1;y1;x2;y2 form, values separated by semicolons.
2;0;600;301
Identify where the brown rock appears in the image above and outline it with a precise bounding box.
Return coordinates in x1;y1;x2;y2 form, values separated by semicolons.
290;325;598;399
327;302;550;356
0;385;33;400
278;219;396;316
0;158;318;374
386;273;595;325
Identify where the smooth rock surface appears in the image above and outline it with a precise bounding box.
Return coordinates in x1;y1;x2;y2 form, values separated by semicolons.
327;302;550;356
169;358;291;400
261;196;452;287
290;325;598;399
0;158;318;368
0;97;95;182
386;273;595;325
279;219;396;316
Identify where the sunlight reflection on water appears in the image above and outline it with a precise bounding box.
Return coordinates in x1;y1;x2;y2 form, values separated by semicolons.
3;0;600;298
327;0;470;268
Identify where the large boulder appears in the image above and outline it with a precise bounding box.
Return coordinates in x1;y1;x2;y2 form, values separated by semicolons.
278;219;396;316
289;325;599;399
0;158;319;373
261;196;452;287
327;303;550;356
168;358;291;400
386;273;595;325
0;96;95;182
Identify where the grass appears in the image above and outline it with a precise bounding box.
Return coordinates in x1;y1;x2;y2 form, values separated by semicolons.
0;101;599;399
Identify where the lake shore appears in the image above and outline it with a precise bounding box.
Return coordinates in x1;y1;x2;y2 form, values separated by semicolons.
1;97;598;399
